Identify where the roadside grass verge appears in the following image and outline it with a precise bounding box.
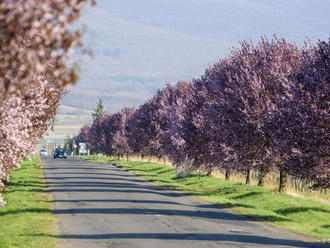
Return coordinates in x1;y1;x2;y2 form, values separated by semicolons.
0;156;56;248
83;155;330;240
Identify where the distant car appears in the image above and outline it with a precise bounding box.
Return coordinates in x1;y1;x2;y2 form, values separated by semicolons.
53;148;67;159
79;143;88;156
40;149;48;156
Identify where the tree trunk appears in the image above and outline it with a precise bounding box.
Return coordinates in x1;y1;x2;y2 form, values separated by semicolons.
141;154;144;160
163;157;166;165
2;186;8;194
126;153;129;162
117;154;120;160
225;169;231;181
258;165;265;186
258;176;265;186
279;170;288;193
245;168;251;185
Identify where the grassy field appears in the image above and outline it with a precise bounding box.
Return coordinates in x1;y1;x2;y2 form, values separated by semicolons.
83;155;330;240
42;105;93;145
0;156;56;248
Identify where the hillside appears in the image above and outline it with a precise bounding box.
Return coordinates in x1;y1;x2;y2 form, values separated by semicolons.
42;106;92;145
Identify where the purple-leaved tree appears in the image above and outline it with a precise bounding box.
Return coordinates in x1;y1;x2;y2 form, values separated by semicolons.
267;38;330;191
200;37;303;186
162;80;216;176
76;125;91;149
77;36;329;193
109;108;136;160
87;114;109;154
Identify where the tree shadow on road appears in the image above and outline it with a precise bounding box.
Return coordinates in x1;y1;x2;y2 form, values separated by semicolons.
48;199;186;205
0;206;291;223
41;176;143;182
45;199;255;212
26;233;328;248
43;172;139;177
42;166;123;173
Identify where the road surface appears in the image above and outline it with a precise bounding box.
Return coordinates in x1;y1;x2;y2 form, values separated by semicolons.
42;158;327;248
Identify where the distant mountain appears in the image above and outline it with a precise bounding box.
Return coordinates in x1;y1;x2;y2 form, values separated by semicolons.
61;9;231;111
49;0;329;144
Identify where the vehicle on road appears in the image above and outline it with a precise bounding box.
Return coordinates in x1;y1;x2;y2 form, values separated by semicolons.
40;149;48;156
53;147;67;159
79;143;88;155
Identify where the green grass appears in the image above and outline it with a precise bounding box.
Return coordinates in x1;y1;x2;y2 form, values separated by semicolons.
83;155;330;240
0;156;56;248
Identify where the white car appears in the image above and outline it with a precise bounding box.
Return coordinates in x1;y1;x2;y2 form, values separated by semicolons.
40;149;48;156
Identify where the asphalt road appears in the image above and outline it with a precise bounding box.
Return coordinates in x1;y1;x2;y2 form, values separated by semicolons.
42;158;327;248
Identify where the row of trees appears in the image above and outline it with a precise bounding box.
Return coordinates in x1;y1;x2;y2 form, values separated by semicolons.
77;37;329;192
0;0;94;206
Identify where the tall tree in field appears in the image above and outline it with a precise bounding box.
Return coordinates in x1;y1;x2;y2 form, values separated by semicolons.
161;80;213;176
88;114;109;154
0;0;94;206
200;37;303;185
111;108;136;160
161;81;193;169
126;88;171;159
267;38;330;190
92;99;105;120
125;109;148;157
146;87;171;158
76;125;91;147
